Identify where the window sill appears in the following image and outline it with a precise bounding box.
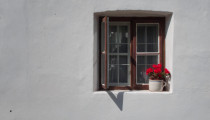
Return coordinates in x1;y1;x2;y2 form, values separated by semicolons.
93;90;172;95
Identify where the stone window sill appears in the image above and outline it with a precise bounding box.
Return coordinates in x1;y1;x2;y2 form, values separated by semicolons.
93;90;172;95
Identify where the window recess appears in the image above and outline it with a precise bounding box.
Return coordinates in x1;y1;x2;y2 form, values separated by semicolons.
99;17;165;90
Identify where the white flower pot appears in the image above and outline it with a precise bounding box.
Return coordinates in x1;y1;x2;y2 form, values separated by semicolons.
149;79;166;92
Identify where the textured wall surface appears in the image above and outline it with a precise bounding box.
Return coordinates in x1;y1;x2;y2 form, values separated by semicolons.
0;0;210;120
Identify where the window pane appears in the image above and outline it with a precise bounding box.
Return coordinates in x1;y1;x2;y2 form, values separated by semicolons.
144;65;150;83
147;25;158;43
109;26;117;43
137;26;146;43
137;55;158;65
119;55;128;64
147;56;158;64
109;65;118;83
137;65;147;83
109;44;118;53
119;65;128;83
147;44;158;52
136;55;158;83
137;24;159;53
119;26;128;43
108;23;130;86
137;44;158;52
119;44;128;53
109;55;117;64
137;56;146;64
137;44;145;52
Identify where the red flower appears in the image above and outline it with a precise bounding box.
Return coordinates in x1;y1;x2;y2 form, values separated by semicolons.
164;68;170;74
146;64;171;79
154;68;162;73
157;64;162;68
146;68;153;75
152;64;158;69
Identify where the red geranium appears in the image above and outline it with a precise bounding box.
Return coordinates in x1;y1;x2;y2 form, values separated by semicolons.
154;68;162;73
152;64;158;69
146;64;171;80
157;64;162;68
146;68;153;75
164;68;170;74
153;64;162;69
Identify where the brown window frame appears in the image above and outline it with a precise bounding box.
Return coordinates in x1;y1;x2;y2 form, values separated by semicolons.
99;17;165;90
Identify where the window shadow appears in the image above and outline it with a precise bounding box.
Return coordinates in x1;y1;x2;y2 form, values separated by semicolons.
106;91;124;111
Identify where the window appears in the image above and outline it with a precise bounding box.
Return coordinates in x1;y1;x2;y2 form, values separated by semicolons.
99;17;165;90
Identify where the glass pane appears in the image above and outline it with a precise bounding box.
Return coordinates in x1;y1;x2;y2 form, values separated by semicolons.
137;44;146;52
137;26;146;43
101;54;105;84
109;65;118;83
101;22;105;52
137;24;159;53
109;44;118;53
136;55;158;84
145;65;151;83
137;55;158;64
119;65;128;83
147;44;158;52
109;55;117;64
147;25;158;43
107;23;130;86
137;56;146;64
119;26;128;43
147;56;158;64
119;56;128;64
119;44;128;53
137;65;147;83
109;26;118;43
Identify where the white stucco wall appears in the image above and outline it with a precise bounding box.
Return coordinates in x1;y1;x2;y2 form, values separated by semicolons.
0;0;210;120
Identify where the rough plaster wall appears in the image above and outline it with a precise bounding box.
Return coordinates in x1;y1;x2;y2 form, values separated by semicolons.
0;0;210;120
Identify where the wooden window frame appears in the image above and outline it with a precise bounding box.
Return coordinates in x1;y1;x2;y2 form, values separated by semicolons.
99;17;165;90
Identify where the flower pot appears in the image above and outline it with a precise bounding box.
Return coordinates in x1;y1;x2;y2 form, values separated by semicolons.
149;79;166;92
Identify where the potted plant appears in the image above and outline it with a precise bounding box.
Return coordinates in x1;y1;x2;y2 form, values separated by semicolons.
146;64;170;92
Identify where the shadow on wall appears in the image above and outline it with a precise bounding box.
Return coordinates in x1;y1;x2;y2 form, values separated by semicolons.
106;91;124;111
